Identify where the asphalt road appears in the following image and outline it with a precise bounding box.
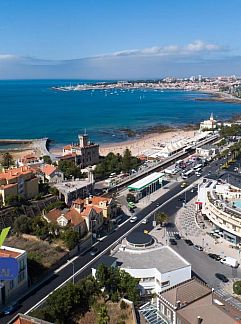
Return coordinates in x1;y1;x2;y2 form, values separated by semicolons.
1;155;233;322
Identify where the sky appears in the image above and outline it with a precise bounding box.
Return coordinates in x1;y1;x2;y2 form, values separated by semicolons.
0;0;241;79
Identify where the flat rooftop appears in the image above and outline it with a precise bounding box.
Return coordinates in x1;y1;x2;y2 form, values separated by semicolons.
128;172;164;191
54;179;92;194
0;245;25;258
114;245;190;273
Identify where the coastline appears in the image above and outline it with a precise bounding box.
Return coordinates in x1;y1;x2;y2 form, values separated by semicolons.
195;90;241;104
99;129;196;156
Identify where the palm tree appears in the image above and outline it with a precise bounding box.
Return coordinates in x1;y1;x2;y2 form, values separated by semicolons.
155;212;168;227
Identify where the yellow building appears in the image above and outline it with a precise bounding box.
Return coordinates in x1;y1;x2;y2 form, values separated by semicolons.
0;166;39;206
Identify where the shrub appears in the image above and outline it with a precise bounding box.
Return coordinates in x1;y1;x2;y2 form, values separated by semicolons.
120;300;127;310
233;281;241;295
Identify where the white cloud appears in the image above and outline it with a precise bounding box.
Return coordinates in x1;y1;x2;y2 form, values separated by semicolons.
0;54;18;60
106;40;225;58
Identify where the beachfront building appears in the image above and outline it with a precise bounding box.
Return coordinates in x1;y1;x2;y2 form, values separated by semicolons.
128;172;164;200
0;246;28;306
0;166;39;206
111;232;191;295
62;133;99;168
139;278;241;324
200;113;218;131
196;144;219;158
197;173;241;244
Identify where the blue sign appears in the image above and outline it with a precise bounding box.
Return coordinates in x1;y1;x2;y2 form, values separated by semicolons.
0;257;19;280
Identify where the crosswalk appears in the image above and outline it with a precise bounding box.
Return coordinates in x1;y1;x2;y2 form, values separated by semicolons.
166;231;180;237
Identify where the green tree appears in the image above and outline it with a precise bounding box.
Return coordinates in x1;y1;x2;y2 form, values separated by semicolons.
45;200;66;212
1;152;14;168
13;215;33;234
233;281;241;295
42;155;52;164
4;194;25;206
97;305;110;324
155;212;168;226
126;193;135;203
61;228;80;250
58;160;84;179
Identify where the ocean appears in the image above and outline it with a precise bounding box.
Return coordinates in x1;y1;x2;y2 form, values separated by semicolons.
0;79;241;146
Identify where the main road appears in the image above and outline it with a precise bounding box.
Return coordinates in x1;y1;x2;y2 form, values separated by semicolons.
2;155;233;323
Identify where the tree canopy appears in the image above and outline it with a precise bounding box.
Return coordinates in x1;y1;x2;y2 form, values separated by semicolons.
0;152;14;168
94;149;141;180
58;160;85;179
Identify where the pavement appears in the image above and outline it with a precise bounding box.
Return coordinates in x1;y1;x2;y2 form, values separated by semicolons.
0;154;234;323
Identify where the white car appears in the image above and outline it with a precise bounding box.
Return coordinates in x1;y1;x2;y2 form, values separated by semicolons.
130;216;138;223
142;218;148;224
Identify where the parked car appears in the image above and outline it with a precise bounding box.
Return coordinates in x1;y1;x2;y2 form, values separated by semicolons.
174;233;181;240
194;244;203;251
141;218;148;224
215;273;229;283
220;257;239;268
208;253;221;261
184;239;193;246
130;216;138;223
90;247;99;257
181;182;187;188
3;302;20;315
169;239;177;245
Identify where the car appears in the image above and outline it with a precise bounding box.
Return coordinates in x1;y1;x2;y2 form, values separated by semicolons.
174;233;181;240
3;302;20;315
190;188;194;192
130;208;135;213
196;172;202;177
169;239;177;245
184;239;193;246
194;244;203;251
90;247;99;257
156;203;160;207
130;216;138;223
181;182;187;188
141;218;148;224
215;273;229;283
208;253;221;261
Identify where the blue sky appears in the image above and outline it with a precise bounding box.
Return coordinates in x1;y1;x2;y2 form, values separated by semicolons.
0;0;241;79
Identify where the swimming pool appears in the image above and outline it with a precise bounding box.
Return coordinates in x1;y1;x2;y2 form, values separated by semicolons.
233;201;241;209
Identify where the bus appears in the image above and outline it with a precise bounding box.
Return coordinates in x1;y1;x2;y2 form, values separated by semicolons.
194;163;203;170
182;169;194;179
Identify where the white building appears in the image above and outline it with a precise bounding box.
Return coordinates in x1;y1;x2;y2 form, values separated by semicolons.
0;246;28;306
200;113;217;131
111;232;191;295
196;144;219;158
197;174;241;244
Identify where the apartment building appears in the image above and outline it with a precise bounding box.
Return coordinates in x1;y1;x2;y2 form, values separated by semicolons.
0;246;28;306
0;166;39;206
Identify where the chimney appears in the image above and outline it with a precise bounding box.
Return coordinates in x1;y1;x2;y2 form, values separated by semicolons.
176;301;181;309
197;316;202;324
85;197;89;205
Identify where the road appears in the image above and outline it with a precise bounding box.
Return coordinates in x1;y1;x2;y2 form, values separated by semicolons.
1;155;234;323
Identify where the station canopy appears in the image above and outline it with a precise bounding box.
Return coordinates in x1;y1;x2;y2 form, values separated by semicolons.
128;172;164;191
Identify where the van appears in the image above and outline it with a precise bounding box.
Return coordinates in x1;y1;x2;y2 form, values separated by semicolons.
220;257;239;268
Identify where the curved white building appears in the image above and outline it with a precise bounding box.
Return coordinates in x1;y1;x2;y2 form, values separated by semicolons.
111;232;191;295
197;174;241;244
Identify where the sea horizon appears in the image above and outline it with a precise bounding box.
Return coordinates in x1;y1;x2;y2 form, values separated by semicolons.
1;79;241;147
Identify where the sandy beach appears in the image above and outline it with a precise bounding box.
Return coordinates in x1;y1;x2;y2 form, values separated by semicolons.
99;129;196;156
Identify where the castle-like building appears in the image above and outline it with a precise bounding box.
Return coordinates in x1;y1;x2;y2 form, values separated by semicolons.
199;113;217;131
62;133;99;168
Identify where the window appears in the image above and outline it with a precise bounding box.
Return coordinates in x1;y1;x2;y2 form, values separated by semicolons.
159;302;164;314
161;280;170;287
18;271;25;283
10;280;14;289
20;259;25;271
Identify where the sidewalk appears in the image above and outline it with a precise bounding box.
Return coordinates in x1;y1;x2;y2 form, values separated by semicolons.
175;198;241;260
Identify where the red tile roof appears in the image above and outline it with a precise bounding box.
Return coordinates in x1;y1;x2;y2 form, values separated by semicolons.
41;164;57;176
0;166;34;181
0;248;21;258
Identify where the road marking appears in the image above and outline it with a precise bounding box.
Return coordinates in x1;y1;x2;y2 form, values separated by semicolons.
25;185;191;315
